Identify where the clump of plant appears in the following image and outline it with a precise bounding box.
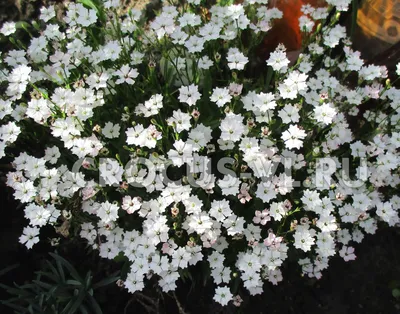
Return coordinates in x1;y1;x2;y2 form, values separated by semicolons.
0;252;119;313
0;0;399;307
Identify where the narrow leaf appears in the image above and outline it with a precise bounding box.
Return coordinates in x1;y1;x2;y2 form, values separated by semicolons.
92;271;119;289
49;253;83;283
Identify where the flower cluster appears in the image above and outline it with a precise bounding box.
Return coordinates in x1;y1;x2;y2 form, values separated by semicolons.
1;0;399;307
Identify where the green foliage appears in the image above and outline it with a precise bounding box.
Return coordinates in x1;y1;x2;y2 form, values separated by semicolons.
0;253;120;314
350;0;360;39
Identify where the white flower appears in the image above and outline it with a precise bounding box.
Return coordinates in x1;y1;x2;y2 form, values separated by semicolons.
339;246;356;261
167;140;193;167
44;146;60;164
187;211;213;234
13;180;36;203
102;122;121;139
40;6;56;22
269;201;286;221
188;124;212;151
167;109;192;133
210;87;232;107
26;99;52;124
113;65;139;85
223;215;245;235
293;225;316;252
267;49;290;72
209;199;233;222
171;247;191;269
214;286;233;306
0;99;13;119
99;159;124;186
178;84;201;106
282;124;307;150
227;48;248;70
220;113;245;142
325;0;351;11
122;196;142;214
19;226;40;249
314;103;337;125
124;271;144;293
24;204;52;227
376;201;399;226
97;201;119;223
185;35;205;53
299;16;315;32
151;14;176;39
126;124;146;146
278;104;300;124
0;22;16;36
256;181;277;203
254;92;277;112
198;55;213;69
0;121;21;144
218;175;240;196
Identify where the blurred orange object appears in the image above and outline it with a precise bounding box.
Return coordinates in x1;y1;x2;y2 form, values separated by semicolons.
357;0;400;45
259;0;327;59
352;0;400;61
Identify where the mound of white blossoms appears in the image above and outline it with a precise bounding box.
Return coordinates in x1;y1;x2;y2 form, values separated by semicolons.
1;0;400;307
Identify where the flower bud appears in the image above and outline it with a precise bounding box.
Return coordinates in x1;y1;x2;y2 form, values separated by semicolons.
191;109;200;120
92;124;101;133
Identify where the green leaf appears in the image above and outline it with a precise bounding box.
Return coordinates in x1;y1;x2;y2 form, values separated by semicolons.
80;304;89;314
0;263;19;277
56;259;66;283
87;293;103;314
38;293;44;308
65;288;86;314
92;271;119;289
350;0;358;40
85;271;92;289
15;21;31;31
0;284;32;296
2;301;29;313
66;280;83;286
44;260;61;282
32;280;53;290
36;271;59;283
232;276;240;294
49;253;83;283
265;66;274;92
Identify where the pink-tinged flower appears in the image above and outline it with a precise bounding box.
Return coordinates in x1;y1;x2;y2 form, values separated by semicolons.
253;209;271;225
264;232;283;249
238;183;252;204
82;159;92;169
121;196;142;214
248;239;259;247
229;83;243;96
81;186;97;201
232;295;243;307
